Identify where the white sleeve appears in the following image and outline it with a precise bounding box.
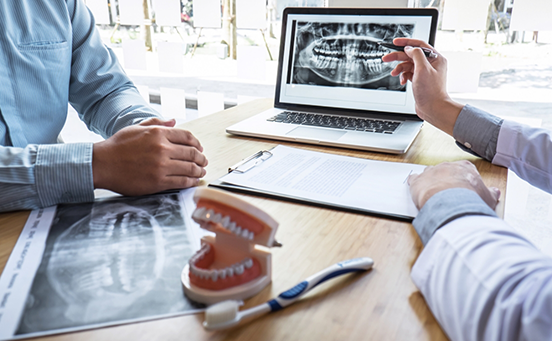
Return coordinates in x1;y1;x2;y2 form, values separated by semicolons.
411;215;552;341
493;120;552;193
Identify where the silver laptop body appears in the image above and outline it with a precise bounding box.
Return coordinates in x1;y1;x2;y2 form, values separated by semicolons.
227;7;438;154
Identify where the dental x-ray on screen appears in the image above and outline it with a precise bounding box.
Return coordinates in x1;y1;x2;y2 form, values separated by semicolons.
292;22;414;91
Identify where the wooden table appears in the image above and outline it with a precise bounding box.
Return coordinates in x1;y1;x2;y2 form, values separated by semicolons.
0;98;507;340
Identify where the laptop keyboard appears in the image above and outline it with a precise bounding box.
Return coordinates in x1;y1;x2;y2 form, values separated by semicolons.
267;111;401;134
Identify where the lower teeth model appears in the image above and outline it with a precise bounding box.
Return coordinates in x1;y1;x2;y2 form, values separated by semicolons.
181;187;279;304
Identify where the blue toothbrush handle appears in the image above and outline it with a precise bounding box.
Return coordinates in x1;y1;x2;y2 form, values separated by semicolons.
267;257;374;311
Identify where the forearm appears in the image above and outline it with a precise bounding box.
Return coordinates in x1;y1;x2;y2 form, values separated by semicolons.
67;0;161;138
412;190;552;341
0;144;94;212
493;120;552;193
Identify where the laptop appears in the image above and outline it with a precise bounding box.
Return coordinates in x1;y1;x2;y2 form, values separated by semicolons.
227;7;438;154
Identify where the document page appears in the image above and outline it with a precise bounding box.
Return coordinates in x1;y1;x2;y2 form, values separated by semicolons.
220;145;426;219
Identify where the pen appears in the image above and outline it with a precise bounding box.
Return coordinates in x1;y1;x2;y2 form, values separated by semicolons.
377;42;438;59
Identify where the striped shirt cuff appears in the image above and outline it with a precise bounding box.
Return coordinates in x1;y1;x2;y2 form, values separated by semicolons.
35;142;94;207
453;105;503;161
412;188;498;245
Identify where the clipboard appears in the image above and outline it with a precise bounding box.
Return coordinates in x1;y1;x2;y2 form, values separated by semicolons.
208;145;422;222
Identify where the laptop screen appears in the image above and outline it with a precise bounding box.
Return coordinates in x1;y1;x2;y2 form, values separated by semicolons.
275;8;438;117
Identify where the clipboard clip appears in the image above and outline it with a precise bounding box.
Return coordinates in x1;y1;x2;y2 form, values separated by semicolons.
229;150;273;173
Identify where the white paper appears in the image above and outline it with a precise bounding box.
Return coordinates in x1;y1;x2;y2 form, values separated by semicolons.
122;39;147;70
157;41;184;73
193;0;222;28
327;0;409;7
441;0;491;31
236;0;265;29
160;87;187;120
0;190;202;340
510;0;552;31
153;0;182;26
445;51;482;93
0;207;56;339
85;0;110;25
220;145;425;218
237;46;266;80
118;0;144;25
197;91;225;117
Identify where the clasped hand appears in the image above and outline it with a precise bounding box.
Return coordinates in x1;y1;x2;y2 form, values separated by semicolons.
92;117;208;195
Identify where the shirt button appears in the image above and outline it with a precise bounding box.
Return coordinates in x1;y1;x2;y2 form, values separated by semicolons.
464;142;472;149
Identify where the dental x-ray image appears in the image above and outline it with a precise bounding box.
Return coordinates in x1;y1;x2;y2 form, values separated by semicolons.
15;193;201;336
292;22;414;91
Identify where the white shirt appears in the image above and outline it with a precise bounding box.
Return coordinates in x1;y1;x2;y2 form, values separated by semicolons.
411;106;552;341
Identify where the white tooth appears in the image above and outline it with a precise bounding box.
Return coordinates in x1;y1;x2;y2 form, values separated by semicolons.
211;270;218;282
235;226;242;235
213;213;222;223
228;222;236;232
221;216;231;228
204;244;210;252
244;258;253;268
219;269;227;279
241;228;249;239
201;269;210;279
205;209;215;220
192;207;206;220
248;231;254;240
235;264;245;275
226;267;234;277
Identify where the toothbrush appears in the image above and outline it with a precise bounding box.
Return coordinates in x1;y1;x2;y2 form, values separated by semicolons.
203;257;374;331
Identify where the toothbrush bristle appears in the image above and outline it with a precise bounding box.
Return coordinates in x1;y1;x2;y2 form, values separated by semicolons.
204;300;240;329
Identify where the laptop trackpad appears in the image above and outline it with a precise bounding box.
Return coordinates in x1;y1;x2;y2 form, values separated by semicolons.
286;127;347;141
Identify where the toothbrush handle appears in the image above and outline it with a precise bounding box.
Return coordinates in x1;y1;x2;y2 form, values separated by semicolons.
267;257;374;311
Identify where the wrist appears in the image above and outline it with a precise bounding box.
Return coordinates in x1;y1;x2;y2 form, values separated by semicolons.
431;98;464;136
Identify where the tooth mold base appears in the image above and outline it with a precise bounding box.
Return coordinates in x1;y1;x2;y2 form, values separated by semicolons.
182;187;279;305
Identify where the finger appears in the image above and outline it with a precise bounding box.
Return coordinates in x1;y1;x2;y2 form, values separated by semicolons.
164;176;201;190
490;187;501;200
382;51;410;63
140;117;176;127
404;46;432;70
481;187;500;210
170;145;208;167
165;159;207;178
402;72;413;84
407;173;419;185
390;61;414;77
166;129;204;152
393;38;433;49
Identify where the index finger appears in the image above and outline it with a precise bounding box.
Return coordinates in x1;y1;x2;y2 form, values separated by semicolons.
166;128;204;152
392;38;433;50
381;51;410;63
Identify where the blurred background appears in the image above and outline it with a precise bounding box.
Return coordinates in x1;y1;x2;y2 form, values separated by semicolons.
63;0;552;143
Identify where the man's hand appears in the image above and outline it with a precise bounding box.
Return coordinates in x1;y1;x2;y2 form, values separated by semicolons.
408;161;500;210
381;38;464;136
92;118;208;196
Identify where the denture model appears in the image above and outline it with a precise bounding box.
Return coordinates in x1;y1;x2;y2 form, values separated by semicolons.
181;187;279;305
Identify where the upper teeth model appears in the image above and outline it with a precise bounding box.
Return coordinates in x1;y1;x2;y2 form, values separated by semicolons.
181;187;279;304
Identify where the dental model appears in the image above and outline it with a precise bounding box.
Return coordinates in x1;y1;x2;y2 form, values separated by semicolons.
181;187;279;304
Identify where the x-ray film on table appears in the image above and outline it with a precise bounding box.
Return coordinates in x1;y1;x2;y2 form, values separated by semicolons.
0;190;203;340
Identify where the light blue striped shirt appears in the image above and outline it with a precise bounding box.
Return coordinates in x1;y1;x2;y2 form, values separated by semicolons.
0;0;160;212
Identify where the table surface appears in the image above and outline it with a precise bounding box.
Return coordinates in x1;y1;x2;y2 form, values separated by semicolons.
0;98;507;341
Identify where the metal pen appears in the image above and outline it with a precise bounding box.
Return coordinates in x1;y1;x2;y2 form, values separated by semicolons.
377;42;438;59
